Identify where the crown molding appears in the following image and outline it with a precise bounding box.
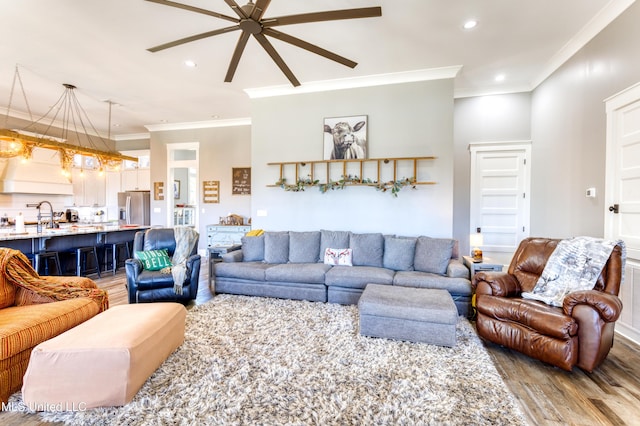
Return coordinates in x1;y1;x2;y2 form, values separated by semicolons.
113;133;150;141
144;117;251;132
531;0;636;89
244;66;462;99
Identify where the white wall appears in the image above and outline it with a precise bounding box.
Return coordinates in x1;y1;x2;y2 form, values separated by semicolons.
148;125;252;249
453;93;532;256
250;79;455;237
531;0;640;238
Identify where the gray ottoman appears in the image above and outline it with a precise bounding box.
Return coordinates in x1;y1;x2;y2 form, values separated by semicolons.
358;284;458;347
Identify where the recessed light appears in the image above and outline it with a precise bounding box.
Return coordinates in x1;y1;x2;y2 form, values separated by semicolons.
463;20;478;30
184;60;197;68
212;115;220;119
494;74;506;82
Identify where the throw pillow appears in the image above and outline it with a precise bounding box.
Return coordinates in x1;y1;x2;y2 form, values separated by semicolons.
241;235;265;262
350;233;384;267
413;237;454;275
134;249;172;271
289;231;321;263
383;236;416;271
264;231;290;264
324;248;353;266
319;230;351;262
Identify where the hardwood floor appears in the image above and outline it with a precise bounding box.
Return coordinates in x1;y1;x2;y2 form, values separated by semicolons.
2;267;639;425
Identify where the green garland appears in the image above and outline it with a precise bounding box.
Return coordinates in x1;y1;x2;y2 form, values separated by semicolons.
276;175;417;197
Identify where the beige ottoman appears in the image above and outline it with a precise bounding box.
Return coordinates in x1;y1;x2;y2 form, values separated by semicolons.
22;302;186;409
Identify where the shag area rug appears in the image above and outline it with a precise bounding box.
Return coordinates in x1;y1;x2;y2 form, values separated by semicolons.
11;295;527;425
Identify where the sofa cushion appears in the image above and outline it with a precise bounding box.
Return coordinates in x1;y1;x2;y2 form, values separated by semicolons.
265;263;332;284
134;249;172;271
319;230;351;261
350;233;384;267
325;266;395;289
241;235;265;262
264;232;290;264
393;271;472;295
214;262;271;281
414;237;455;275
383;236;416;271
289;231;321;263
0;298;100;360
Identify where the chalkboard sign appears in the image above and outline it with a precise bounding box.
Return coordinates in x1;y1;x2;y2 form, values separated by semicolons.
232;167;251;195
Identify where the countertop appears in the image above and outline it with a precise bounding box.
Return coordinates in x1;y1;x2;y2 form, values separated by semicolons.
0;224;150;242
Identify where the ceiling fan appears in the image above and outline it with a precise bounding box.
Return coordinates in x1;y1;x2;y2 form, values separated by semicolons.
145;0;382;86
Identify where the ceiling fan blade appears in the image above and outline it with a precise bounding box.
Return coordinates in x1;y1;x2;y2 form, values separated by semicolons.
145;0;238;24
225;31;251;83
253;33;300;87
250;0;271;20
263;7;382;28
147;25;240;52
223;0;248;19
264;28;357;68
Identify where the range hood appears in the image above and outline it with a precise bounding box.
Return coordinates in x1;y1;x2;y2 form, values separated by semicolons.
0;157;73;195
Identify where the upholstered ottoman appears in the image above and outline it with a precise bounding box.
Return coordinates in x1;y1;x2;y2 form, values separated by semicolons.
22;303;186;409
358;284;458;347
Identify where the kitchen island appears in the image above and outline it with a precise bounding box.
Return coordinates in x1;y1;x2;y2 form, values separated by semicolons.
0;224;150;275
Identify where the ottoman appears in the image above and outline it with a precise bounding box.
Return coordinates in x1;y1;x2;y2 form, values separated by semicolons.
358;284;458;347
22;302;186;409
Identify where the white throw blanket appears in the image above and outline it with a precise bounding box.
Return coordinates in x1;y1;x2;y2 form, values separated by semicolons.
161;226;199;295
522;236;625;307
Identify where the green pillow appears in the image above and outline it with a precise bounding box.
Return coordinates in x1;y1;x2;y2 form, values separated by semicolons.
134;249;172;271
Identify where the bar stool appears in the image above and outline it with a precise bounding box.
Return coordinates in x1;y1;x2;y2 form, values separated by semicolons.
34;251;62;276
75;246;101;278
103;241;131;275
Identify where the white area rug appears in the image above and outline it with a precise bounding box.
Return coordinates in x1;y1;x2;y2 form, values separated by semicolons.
12;294;527;425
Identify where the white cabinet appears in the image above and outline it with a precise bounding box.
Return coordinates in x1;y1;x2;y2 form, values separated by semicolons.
120;150;150;191
207;225;251;247
71;169;106;207
121;168;150;191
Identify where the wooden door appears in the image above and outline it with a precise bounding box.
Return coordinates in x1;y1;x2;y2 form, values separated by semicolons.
470;142;531;263
605;82;640;344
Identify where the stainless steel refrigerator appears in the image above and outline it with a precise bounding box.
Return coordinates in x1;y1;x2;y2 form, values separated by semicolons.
118;191;150;225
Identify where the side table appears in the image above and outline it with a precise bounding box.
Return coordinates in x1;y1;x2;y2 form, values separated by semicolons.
462;256;504;277
462;256;503;320
208;244;242;291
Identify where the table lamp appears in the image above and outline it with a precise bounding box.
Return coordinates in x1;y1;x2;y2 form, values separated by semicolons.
469;232;484;263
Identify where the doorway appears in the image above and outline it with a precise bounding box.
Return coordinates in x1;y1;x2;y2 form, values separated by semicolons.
469;141;531;265
605;82;640;343
166;143;199;229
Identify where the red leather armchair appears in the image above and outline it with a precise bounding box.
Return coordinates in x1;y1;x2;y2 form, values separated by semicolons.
474;237;623;372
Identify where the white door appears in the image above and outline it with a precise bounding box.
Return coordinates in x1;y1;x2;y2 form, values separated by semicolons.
605;82;640;344
470;142;531;264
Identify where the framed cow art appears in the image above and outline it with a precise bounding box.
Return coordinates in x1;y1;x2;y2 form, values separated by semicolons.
323;115;368;160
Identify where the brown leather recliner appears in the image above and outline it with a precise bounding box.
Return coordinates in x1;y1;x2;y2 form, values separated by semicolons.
474;237;623;372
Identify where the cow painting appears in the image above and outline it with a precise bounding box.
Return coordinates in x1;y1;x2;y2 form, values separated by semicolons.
323;117;367;160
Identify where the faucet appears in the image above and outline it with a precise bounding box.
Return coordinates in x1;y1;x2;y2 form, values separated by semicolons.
26;201;57;229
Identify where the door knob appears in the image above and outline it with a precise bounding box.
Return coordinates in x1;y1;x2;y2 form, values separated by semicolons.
609;204;619;214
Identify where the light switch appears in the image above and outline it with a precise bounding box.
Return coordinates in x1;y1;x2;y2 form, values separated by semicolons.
257;209;267;217
586;187;596;198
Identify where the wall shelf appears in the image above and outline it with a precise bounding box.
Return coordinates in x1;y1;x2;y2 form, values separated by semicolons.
267;156;436;191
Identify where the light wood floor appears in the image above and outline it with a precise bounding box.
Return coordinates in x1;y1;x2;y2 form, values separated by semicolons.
2;268;639;425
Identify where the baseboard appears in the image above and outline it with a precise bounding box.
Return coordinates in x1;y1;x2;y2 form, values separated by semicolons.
615;323;640;345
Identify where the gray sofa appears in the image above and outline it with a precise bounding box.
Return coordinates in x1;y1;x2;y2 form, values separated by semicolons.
214;230;472;316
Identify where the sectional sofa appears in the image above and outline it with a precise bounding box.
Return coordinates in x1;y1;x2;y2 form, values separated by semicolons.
213;230;472;316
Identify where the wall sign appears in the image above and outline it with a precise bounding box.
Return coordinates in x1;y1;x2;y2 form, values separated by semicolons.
232;167;251;195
